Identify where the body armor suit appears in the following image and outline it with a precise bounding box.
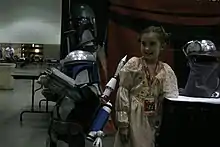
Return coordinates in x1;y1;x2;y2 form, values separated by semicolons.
39;54;127;147
180;40;220;98
39;4;103;147
39;3;127;147
46;51;101;147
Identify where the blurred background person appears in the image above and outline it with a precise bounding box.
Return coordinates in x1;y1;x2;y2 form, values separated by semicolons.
4;44;15;63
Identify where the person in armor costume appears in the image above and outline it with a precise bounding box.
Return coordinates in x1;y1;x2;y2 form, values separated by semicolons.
40;4;107;147
63;3;107;79
180;40;220;98
45;53;101;147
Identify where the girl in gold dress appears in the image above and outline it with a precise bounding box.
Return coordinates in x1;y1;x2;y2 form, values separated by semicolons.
114;26;179;147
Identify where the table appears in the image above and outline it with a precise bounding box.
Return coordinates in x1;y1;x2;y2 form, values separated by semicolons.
168;95;220;104
158;97;220;147
11;72;50;122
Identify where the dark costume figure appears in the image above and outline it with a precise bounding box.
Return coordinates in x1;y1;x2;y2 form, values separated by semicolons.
39;4;101;147
64;3;97;53
63;2;107;81
180;40;220;98
37;3;125;147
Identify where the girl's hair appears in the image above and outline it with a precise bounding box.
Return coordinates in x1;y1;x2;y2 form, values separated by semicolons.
138;26;171;46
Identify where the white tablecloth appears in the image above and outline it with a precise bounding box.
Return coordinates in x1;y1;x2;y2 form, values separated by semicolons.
167;95;220;104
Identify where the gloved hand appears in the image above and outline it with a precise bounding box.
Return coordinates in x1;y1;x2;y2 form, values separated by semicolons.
119;127;129;143
37;75;48;85
93;131;105;147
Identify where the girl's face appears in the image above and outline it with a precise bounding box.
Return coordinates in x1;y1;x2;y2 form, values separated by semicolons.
140;32;162;62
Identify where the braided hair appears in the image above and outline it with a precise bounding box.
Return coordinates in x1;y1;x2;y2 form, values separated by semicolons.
138;26;171;47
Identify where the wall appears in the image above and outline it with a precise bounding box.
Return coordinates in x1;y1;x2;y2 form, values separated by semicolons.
110;0;220;25
43;44;60;59
0;0;62;44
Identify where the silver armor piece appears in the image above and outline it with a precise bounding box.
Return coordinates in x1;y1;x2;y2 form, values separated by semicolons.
64;50;96;63
183;40;220;57
211;91;220;98
46;67;76;87
200;40;216;52
60;50;101;95
114;55;127;77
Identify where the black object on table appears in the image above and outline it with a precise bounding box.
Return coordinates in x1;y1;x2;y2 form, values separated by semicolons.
157;97;220;147
11;72;50;122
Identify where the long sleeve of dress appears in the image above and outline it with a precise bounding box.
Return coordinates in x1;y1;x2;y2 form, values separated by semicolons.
163;64;179;98
115;57;135;129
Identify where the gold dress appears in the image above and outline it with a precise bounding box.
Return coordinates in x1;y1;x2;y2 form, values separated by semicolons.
114;57;179;147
